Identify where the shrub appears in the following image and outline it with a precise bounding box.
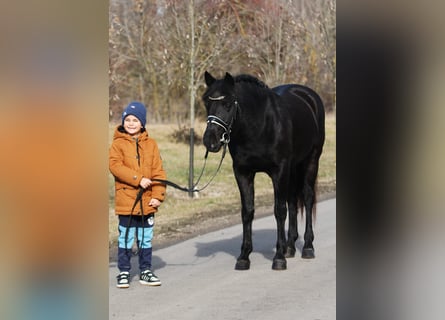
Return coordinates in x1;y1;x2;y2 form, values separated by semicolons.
170;125;203;145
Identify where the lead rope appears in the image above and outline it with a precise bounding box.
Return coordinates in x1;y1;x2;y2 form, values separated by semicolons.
123;188;143;257
134;136;145;257
124;137;145;257
124;145;227;256
123;187;149;257
187;143;227;192
150;143;227;193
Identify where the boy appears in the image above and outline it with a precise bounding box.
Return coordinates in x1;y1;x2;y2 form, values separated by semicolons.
109;101;167;288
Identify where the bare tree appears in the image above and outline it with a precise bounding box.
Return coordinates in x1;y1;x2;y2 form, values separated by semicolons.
109;0;336;122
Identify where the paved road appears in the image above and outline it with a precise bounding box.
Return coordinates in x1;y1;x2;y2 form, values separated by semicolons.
109;198;336;320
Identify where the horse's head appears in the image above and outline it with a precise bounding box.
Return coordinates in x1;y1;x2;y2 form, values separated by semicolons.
202;71;239;153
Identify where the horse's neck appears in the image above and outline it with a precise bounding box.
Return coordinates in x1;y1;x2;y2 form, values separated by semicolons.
232;108;270;145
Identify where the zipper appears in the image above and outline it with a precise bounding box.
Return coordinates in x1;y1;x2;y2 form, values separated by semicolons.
135;137;141;167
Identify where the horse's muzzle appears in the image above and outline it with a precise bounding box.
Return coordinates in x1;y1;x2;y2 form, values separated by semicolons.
206;143;222;153
204;139;222;153
203;129;223;153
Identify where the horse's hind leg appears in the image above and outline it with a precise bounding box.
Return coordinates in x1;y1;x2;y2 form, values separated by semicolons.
285;168;302;258
301;150;321;259
270;166;291;270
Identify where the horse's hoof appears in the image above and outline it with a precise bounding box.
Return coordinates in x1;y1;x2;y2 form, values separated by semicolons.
302;248;315;259
272;259;287;270
235;259;250;270
285;247;296;258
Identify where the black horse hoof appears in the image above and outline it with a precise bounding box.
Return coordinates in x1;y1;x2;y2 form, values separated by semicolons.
285;247;296;258
302;248;315;259
235;259;250;270
272;259;287;270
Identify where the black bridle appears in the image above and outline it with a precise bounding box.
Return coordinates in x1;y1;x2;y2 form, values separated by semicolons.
206;98;239;145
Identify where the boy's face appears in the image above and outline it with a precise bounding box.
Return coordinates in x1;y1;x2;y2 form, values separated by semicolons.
123;115;143;136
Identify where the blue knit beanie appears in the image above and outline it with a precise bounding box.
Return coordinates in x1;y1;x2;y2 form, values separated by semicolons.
122;101;147;127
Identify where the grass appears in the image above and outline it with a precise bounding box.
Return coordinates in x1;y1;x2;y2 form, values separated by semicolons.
108;112;336;246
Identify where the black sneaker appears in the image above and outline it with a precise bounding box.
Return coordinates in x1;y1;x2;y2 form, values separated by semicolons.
116;271;130;288
139;270;161;286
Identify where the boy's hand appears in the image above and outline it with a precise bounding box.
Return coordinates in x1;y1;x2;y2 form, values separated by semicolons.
140;177;152;189
149;198;161;208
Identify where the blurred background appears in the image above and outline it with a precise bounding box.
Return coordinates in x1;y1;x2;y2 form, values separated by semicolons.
0;0;109;319
337;1;445;320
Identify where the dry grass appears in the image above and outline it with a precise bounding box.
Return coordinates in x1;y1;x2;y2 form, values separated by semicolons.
108;112;335;246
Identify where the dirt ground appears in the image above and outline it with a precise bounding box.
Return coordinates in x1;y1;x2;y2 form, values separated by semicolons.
109;189;336;262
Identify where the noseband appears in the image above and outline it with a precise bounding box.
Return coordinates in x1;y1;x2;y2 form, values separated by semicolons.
207;99;239;145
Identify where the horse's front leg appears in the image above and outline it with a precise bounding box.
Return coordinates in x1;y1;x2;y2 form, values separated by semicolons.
234;169;255;270
271;168;290;270
272;194;288;270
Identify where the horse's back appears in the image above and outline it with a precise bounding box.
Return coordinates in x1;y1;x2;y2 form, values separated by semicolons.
273;84;324;121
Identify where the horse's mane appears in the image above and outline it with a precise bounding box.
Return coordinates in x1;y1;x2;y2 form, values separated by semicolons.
234;74;269;89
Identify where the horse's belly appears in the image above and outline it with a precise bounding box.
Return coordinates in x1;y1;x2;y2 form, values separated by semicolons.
232;150;281;172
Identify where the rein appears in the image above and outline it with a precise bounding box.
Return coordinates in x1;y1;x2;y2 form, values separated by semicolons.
152;145;227;193
132;143;228;197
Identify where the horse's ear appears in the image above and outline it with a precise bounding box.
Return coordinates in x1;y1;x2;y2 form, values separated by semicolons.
224;72;235;87
204;71;216;86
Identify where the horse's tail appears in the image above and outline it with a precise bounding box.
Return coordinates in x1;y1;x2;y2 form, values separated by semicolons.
297;193;305;218
290;84;323;223
296;151;321;222
297;183;317;222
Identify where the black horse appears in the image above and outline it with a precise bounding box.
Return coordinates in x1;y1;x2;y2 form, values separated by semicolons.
202;71;325;270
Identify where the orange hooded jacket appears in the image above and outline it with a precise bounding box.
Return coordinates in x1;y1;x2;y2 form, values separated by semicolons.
109;126;167;215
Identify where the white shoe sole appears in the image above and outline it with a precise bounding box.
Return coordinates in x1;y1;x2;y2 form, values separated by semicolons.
139;280;161;286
